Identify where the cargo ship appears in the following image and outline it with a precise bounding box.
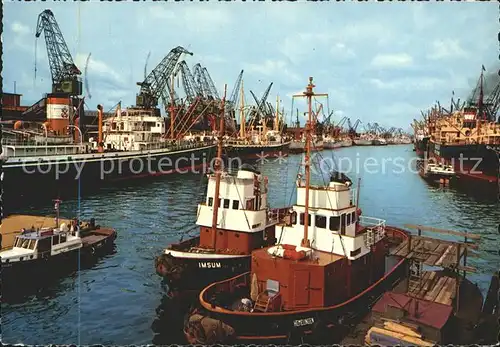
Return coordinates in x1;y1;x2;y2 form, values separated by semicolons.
183;77;410;344
418;67;500;189
1;101;216;200
155;96;289;291
223;129;291;161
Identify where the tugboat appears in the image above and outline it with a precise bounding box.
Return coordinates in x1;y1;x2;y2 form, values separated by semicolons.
155;87;289;291
183;77;410;344
0;200;117;281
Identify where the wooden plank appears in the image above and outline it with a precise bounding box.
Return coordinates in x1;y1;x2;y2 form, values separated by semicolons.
424;243;448;266
441;244;459;268
403;224;480;240
413;271;433;298
457;265;477;273
435;277;455;305
437;279;457;306
435;245;453;267
424;276;448;302
411;234;478;250
390;239;409;256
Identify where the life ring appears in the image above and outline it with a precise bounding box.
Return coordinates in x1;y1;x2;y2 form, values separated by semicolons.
91;246;96;255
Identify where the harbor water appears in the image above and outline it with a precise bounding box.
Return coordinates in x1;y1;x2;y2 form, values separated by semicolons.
3;145;499;345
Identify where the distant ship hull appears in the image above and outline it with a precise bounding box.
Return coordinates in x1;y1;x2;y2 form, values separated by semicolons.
414;136;429;157
426;140;499;187
2;144;216;200
224;141;290;161
353;139;373;146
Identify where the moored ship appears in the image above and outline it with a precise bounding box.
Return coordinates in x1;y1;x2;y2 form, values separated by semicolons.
1;200;117;285
155;89;289;292
418;67;500;189
183;77;410;344
1;104;216;199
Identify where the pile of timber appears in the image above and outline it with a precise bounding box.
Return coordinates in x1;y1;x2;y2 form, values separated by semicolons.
365;321;434;346
409;271;458;306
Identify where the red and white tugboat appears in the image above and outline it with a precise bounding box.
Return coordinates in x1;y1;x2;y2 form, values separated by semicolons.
155;86;289;291
183;77;410;344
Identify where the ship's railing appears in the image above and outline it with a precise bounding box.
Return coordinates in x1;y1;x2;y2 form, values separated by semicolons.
359;216;386;246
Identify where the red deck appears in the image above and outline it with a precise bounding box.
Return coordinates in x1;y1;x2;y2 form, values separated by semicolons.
372;292;453;330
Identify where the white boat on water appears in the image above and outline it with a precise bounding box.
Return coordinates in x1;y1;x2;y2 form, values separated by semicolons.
425;163;455;176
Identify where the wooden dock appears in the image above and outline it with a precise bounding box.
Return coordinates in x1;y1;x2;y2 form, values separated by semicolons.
1;214;72;250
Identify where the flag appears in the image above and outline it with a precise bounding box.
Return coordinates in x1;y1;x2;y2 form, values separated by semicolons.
482;65;486;71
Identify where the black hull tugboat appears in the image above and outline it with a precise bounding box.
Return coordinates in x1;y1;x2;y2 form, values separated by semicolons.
155;86;289;292
183;77;410;344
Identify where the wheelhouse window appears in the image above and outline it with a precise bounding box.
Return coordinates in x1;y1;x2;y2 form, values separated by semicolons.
341;214;346;227
351;211;356;224
246;198;255;210
347;213;351;226
52;235;60;246
350;248;361;257
232;200;239;210
315;215;327;229
60;234;67;243
300;213;311;226
208;197;213;206
329;216;340;231
223;199;230;209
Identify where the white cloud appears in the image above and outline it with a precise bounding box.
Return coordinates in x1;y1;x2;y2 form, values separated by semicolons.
244;59;300;83
370;53;413;68
427;39;468;60
75;53;123;86
11;21;30;35
368;77;445;91
330;43;356;60
380;102;421;117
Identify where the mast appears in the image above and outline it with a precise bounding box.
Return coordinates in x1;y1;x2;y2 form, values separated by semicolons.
293;77;328;247
54;199;61;228
275;95;280;131
210;84;228;250
240;79;245;138
169;75;175;139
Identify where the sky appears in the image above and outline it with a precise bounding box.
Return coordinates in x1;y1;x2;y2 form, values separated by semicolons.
3;2;499;131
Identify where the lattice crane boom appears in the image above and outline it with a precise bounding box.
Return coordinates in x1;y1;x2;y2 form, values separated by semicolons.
173;60;201;103
202;67;220;100
35;9;82;94
137;46;192;108
227;70;244;113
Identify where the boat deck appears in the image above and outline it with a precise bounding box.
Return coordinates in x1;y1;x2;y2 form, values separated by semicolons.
81;228;116;247
1;215;71;250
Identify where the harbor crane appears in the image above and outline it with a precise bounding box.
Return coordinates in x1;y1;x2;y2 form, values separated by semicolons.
226;70;244;126
248;82;273;129
35;9;82;95
136;46;192;109
347;118;362;138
